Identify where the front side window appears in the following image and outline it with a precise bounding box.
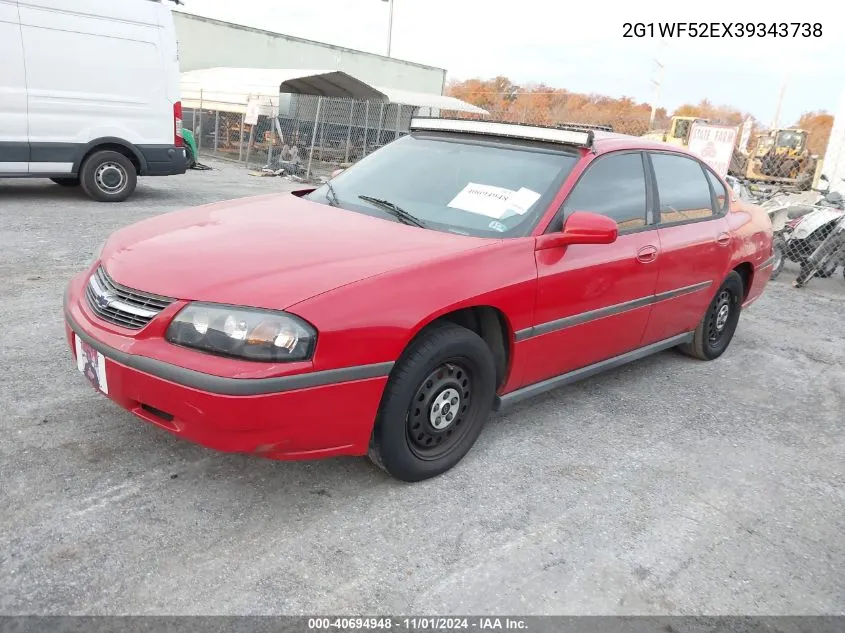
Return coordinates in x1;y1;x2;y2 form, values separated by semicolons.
304;134;579;238
562;152;648;231
651;153;715;224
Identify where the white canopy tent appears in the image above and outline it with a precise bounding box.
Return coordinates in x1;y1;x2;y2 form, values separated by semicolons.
372;85;488;116
180;67;489;179
181;67;390;114
180;67;488;116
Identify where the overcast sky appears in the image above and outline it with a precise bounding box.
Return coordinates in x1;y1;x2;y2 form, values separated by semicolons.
179;0;845;125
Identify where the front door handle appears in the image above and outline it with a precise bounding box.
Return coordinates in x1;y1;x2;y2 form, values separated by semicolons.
716;232;732;247
637;245;658;263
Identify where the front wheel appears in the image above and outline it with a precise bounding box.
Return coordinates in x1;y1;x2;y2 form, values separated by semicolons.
368;322;496;482
678;271;743;361
79;150;137;202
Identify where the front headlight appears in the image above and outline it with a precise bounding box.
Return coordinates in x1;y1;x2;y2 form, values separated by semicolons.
166;303;317;362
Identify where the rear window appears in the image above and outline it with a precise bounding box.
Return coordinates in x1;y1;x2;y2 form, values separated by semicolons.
305;134;579;238
651;153;715;223
705;168;728;212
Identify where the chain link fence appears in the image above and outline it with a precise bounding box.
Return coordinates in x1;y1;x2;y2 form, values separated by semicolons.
184;92;417;182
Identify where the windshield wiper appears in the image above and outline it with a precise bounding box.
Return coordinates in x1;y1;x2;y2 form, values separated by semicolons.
358;195;427;228
324;180;341;207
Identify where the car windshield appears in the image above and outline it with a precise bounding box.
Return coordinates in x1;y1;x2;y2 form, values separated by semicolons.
304;134;579;238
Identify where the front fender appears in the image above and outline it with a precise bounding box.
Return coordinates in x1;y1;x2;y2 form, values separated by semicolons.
287;239;539;373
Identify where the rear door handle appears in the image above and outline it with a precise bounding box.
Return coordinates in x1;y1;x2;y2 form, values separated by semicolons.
637;245;658;263
716;232;731;247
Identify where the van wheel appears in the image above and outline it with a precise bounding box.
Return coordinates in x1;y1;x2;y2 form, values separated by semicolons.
50;177;79;187
80;151;137;202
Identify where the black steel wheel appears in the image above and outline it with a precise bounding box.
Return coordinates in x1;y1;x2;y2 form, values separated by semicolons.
368;322;496;482
679;271;743;361
705;288;735;350
405;361;474;461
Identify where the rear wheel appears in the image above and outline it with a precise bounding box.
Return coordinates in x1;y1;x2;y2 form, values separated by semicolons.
79;150;137;202
50;177;79;187
679;271;743;361
368;322;496;482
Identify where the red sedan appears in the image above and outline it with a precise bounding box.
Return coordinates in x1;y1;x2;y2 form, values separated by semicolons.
64;118;775;481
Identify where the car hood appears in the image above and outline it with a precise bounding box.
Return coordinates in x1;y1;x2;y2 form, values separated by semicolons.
102;192;490;310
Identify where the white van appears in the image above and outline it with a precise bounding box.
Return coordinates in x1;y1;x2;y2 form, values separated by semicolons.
0;0;186;202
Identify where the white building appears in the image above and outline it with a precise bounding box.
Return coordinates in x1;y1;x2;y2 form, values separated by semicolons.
821;89;845;194
172;12;447;95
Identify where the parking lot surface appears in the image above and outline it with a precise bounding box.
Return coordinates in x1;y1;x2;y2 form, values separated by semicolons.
1;160;843;615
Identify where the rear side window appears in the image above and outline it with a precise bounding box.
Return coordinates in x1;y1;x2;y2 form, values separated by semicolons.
705;168;728;213
562;153;647;231
651;153;715;224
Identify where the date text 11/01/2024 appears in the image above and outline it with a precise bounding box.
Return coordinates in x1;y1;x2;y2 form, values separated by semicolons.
623;22;822;38
308;618;528;630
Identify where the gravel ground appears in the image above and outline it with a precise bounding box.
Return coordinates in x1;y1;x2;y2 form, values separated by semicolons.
0;159;843;616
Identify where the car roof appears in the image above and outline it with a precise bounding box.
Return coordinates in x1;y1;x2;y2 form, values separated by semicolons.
408;117;698;159
590;131;697;156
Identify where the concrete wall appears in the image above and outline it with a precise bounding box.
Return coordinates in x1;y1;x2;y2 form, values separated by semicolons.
173;12;446;95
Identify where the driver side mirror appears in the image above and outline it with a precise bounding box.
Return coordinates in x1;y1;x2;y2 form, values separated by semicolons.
537;211;618;250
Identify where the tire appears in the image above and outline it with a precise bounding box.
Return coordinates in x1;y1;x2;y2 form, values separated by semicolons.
815;260;837;278
678;271;743;361
50;177;79;187
770;237;786;280
368;321;496;482
186;145;197;169
79;150;137;202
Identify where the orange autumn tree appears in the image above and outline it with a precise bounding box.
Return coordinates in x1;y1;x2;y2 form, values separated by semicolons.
793;111;834;155
447;79;758;136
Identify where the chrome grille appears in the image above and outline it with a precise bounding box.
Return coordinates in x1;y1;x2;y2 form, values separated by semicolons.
85;266;173;330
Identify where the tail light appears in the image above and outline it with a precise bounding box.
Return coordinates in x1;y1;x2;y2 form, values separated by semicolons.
173;101;184;148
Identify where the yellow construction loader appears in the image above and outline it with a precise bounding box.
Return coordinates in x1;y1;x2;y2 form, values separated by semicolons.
642;116;709;147
738;128;820;189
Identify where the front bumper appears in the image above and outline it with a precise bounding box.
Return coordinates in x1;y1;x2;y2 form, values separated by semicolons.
64;273;390;459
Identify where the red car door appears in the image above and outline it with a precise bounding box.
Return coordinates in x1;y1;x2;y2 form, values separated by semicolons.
640;152;734;345
519;151;661;388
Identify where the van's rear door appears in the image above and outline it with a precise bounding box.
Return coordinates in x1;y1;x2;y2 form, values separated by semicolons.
153;0;181;107
0;0;29;174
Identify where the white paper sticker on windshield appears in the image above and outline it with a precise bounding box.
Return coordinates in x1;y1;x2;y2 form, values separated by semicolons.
448;183;541;219
502;187;542;216
448;183;516;219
